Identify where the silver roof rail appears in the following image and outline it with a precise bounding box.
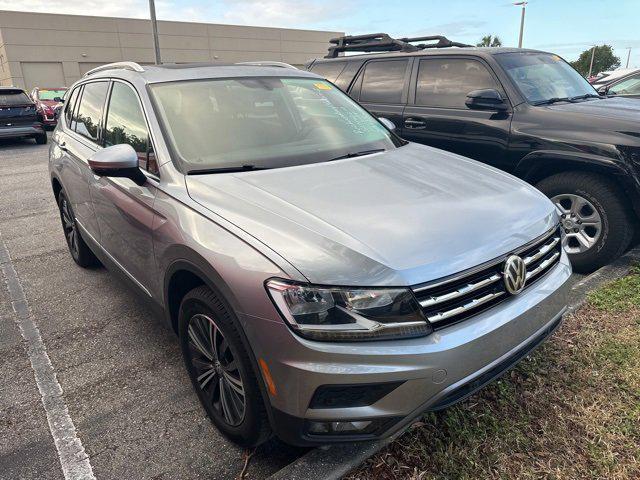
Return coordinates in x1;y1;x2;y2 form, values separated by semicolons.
84;61;145;77
236;61;298;69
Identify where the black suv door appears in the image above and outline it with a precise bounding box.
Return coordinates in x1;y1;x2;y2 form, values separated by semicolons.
349;58;412;131
403;56;512;170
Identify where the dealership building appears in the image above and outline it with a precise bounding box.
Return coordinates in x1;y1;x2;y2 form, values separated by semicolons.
0;10;341;90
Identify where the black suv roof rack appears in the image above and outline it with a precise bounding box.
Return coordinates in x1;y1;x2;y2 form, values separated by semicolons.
325;33;473;58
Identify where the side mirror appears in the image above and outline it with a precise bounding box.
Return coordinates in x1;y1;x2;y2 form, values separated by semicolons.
88;144;146;185
54;96;64;102
378;117;396;131
465;89;508;111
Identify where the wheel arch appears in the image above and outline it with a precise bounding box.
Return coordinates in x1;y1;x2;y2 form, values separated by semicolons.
51;175;63;201
515;151;640;217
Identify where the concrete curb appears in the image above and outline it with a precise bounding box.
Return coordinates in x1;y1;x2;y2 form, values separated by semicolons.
268;248;640;480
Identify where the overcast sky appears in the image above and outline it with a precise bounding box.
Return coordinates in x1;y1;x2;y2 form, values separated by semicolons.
2;0;639;68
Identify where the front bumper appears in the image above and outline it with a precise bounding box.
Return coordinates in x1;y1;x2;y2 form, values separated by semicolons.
240;251;572;446
0;125;44;138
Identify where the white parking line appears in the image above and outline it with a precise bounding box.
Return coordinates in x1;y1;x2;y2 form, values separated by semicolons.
0;232;96;480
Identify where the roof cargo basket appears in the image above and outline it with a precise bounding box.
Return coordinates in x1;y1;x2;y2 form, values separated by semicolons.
325;33;472;58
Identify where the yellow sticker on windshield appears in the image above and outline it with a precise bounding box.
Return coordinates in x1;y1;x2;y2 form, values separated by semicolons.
314;82;332;90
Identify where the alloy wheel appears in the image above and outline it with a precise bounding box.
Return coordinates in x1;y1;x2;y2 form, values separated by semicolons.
60;197;79;258
187;313;246;427
551;193;603;254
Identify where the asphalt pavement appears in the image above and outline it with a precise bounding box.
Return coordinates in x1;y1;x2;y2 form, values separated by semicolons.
0;134;304;480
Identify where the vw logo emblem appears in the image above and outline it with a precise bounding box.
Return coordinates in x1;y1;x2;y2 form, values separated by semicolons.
503;255;527;295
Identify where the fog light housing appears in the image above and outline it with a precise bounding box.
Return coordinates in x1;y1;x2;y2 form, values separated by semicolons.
307;420;373;435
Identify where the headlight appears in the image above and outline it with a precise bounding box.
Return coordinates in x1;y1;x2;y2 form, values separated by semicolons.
266;279;432;342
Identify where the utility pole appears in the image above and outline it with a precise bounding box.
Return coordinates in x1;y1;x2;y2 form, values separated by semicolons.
626;48;632;68
149;0;162;65
588;45;596;78
514;1;528;48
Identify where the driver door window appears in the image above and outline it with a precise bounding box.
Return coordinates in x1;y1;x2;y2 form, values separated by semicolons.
104;82;158;176
609;74;640;96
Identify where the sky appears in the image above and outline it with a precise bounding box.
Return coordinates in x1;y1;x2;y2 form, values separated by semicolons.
2;0;639;68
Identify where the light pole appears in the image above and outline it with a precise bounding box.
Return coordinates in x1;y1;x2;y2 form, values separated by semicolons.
588;45;596;78
514;1;528;48
149;0;162;65
626;48;632;68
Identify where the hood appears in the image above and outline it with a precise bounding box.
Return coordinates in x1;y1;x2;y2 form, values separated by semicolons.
38;99;63;109
548;96;640;123
186;143;557;286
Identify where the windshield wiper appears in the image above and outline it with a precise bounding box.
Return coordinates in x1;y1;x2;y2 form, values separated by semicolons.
533;97;578;106
569;93;602;101
187;164;271;175
329;149;386;162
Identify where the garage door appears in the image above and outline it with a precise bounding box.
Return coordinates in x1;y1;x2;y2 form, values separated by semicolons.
21;62;66;91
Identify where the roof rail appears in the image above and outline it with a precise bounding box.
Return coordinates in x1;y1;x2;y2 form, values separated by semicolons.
236;61;298;69
325;33;472;58
83;61;145;77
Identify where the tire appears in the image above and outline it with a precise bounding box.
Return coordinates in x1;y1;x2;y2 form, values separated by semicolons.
536;171;634;273
57;191;100;268
179;286;271;447
35;133;47;145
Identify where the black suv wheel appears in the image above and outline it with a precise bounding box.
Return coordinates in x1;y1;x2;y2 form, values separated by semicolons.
179;286;271;447
57;191;100;268
536;171;634;272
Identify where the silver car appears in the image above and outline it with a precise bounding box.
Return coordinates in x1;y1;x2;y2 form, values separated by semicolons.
49;61;571;447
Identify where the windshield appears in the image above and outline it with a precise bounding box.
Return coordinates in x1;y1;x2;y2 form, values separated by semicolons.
150;77;402;172
495;52;597;104
0;91;31;106
38;89;67;100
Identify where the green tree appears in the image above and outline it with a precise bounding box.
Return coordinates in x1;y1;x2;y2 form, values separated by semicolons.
477;35;502;47
570;45;620;77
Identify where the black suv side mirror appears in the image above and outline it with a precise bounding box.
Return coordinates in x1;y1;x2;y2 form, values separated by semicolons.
465;89;508;111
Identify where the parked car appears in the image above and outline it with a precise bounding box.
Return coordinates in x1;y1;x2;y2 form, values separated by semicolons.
307;34;640;272
595;69;640;98
0;86;47;144
50;61;571;447
590;68;638;87
30;87;67;128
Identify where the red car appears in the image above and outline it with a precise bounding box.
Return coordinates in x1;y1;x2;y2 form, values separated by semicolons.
30;87;67;127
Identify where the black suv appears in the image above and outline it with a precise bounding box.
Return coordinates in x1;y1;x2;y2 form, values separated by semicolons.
307;34;640;272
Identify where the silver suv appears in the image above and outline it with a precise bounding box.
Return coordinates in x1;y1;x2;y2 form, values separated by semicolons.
49;61;571;447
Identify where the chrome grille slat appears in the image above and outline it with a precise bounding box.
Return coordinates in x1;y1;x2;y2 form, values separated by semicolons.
427;291;505;324
523;236;560;266
526;251;560;281
418;274;501;308
413;226;563;329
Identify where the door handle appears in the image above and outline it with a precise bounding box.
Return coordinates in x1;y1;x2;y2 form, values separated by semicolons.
404;118;427;129
59;141;68;152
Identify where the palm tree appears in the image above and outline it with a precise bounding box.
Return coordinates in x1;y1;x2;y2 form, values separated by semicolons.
477;35;502;47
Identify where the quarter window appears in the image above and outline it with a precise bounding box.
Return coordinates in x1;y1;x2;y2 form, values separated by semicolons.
64;87;80;127
104;82;157;175
74;82;109;142
310;62;347;83
360;60;409;104
416;59;500;108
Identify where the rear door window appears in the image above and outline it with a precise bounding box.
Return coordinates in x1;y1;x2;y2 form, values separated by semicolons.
360;59;409;104
74;81;109;143
415;58;501;108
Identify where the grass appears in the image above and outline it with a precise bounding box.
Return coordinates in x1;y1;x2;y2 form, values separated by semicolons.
347;271;640;480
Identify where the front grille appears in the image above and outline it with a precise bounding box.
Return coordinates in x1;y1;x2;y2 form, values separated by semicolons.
412;226;562;329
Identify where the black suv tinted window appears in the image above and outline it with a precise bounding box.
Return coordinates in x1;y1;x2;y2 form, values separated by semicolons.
416;58;499;108
74;82;109;143
310;62;347;83
64;87;80;126
0;90;31;105
360;60;409;104
104;82;157;175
